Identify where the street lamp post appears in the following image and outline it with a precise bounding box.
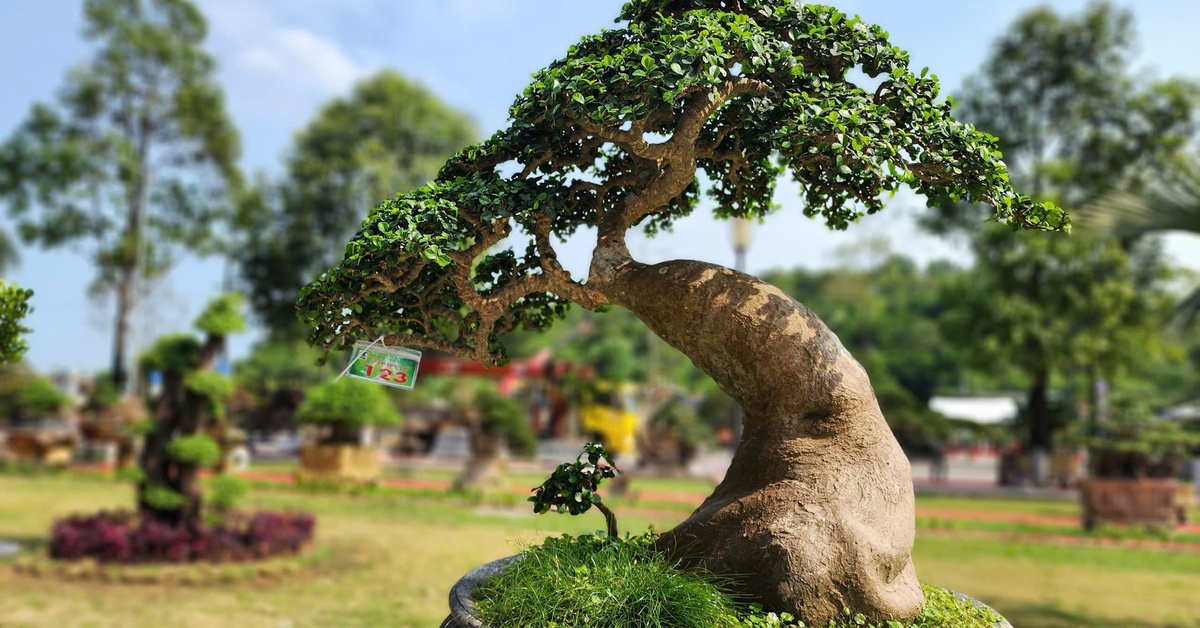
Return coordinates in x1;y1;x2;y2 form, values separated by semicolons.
729;218;752;450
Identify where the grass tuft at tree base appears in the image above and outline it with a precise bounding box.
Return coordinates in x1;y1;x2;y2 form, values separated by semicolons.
475;531;1000;628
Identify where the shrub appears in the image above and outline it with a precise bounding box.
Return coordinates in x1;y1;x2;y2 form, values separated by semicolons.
1086;394;1200;479
50;510;315;564
15;377;70;418
476;532;742;628
296;377;402;429
648;397;709;448
474;387;537;457
477;531;1001;627
166;434;222;467
207;475;249;512
184;371;234;419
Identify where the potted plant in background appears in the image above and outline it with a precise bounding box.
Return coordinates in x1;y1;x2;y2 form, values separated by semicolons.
4;375;78;467
299;0;1061;623
1080;394;1200;529
295;376;402;484
451;384;538;492
638;395;708;473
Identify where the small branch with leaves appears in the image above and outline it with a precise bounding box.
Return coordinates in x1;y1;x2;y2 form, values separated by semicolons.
529;442;621;538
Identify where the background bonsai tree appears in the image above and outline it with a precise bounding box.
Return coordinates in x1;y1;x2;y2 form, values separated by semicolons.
530;442;621;538
1086;394;1200;481
137;294;243;527
640;396;709;470
294;377;402;446
298;1;1063;622
452;384;538;491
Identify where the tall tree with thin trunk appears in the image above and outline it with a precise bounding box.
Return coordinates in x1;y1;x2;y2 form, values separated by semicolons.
298;2;1062;622
930;3;1197;475
238;70;475;336
0;0;242;391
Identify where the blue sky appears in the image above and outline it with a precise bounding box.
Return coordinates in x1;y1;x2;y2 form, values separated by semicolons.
2;0;1199;374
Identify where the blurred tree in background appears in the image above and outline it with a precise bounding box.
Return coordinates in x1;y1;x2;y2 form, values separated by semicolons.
237;70;476;335
233;339;330;435
923;2;1198;479
941;229;1176;453
0;281;33;364
0;0;243;391
1085;160;1200;322
926;2;1199;233
137;293;243;526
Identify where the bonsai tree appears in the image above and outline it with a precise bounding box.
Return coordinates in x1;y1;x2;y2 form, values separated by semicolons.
1087;394;1200;481
298;1;1063;622
530;442;621;537
641;396;708;469
452;385;538;491
13;377;71;423
137;294;243;527
294;376;402;445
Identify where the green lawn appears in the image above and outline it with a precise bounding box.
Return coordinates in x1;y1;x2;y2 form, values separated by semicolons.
1;473;1198;627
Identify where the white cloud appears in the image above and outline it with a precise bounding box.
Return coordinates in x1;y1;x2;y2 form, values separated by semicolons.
201;0;371;97
237;27;367;94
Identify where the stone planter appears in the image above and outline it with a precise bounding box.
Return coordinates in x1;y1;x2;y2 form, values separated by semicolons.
1079;478;1179;529
439;555;1011;628
297;443;379;483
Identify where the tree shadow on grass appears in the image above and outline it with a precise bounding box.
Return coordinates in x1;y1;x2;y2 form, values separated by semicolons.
995;600;1189;628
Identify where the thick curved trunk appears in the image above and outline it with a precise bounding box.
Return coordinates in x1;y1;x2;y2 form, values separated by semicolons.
591;253;921;624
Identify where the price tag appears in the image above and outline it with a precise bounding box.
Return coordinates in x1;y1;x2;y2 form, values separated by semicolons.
345;341;421;390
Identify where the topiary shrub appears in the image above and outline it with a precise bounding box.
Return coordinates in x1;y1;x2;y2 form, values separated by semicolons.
135;294;250;528
295;377;402;444
166;434;222;468
14;377;71;421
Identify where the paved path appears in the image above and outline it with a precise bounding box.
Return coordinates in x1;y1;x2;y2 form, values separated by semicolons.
0;540;20;559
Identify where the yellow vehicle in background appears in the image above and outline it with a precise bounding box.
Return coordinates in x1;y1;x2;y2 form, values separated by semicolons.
578;381;641;458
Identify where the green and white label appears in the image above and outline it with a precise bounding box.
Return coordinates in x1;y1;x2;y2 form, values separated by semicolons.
346;341;421;390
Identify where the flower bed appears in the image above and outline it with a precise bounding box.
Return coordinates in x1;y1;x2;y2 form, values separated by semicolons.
50;510;314;563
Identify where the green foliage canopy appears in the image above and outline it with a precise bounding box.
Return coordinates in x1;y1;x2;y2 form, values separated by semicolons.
299;1;1061;367
929;2;1198;231
295;377;402;428
184;371;233;419
0;281;33;364
473;386;538;457
0;0;242;387
15;377;71;418
239;70;476;333
194;293;246;336
166;433;222;467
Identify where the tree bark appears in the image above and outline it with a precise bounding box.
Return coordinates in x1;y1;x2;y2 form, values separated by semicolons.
111;276;132;392
589;252;922;624
1027;368;1053;487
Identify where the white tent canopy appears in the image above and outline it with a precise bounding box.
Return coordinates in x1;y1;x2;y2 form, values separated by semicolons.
928;396;1019;425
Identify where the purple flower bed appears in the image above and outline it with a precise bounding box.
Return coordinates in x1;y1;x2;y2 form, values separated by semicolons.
50;510;316;563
